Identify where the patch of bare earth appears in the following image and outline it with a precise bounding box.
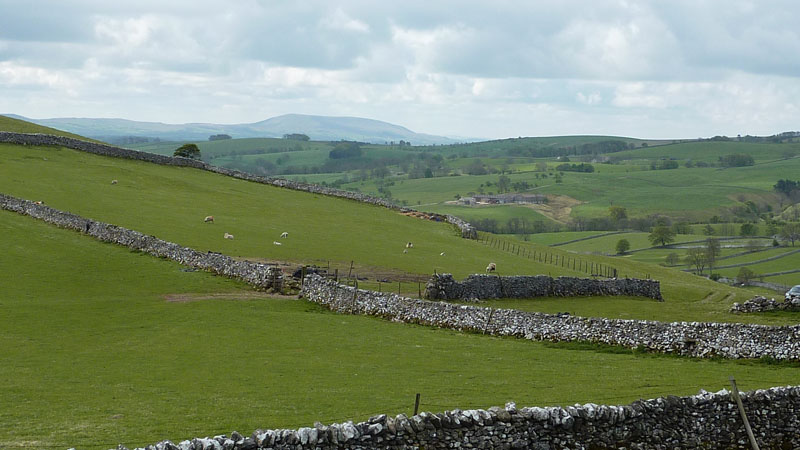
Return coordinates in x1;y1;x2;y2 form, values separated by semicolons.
164;292;293;303
520;194;582;223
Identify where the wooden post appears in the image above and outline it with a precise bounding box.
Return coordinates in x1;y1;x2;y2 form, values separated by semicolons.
398;281;401;294
334;268;338;282
348;260;354;279
413;393;421;416
301;266;306;288
418;280;422;298
730;376;760;450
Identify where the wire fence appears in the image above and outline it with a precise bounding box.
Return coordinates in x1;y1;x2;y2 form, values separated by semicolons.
477;233;624;278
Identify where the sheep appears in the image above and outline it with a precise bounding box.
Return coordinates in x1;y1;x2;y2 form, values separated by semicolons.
486;262;496;273
224;233;234;240
273;241;282;246
406;242;414;248
280;232;288;238
403;249;408;254
111;179;118;185
440;252;445;256
204;215;214;223
33;201;43;205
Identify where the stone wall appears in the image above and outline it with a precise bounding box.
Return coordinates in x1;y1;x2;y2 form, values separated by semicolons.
424;273;663;301
731;295;800;313
116;386;800;449
0;132;477;239
302;274;800;360
0;194;283;290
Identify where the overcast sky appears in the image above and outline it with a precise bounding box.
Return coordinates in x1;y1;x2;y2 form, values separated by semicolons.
1;1;798;139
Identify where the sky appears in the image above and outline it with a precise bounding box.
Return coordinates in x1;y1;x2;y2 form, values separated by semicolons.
1;0;798;140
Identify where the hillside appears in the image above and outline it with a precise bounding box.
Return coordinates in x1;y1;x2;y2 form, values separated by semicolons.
0;114;96;140
5;113;460;145
2;127;800;448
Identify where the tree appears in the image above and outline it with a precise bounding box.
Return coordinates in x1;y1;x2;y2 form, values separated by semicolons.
615;239;630;255
665;252;680;266
283;133;310;141
736;267;756;285
208;134;232;141
648;226;676;247
672;221;691;234
497;175;511;193
685;247;707;275
705;238;721;275
739;223;758;236
608;206;627;223
174;143;201;159
780;223;800;246
702;224;715;235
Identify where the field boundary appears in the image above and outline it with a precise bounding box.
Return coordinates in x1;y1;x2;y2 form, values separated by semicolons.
120;386;800;450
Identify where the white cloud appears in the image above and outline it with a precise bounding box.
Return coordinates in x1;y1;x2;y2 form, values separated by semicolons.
320;8;370;33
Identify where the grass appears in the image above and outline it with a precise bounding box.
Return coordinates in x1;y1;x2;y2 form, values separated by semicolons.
0;114;97;140
3;209;799;450
0;141;791;321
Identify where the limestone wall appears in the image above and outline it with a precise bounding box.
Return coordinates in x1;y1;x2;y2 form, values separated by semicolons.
302;274;799;360
424;273;663;301
116;386;800;449
0;194;283;290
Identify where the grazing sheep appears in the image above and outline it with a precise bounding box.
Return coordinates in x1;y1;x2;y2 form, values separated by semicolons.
403;249;408;254
33;201;43;205
440;252;445;256
280;232;288;238
486;262;496;273
224;233;234;240
406;242;414;248
273;241;282;246
111;179;118;185
204;215;214;223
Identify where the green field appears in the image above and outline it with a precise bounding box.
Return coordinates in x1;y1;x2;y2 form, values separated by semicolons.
3;120;800;449
4;203;800;450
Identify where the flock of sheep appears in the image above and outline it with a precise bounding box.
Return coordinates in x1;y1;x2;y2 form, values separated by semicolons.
204;215;288;244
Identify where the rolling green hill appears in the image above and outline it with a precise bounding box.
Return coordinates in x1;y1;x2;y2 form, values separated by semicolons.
2;121;799;449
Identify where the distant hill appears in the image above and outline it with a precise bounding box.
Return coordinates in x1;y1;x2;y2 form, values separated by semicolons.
4;113;462;145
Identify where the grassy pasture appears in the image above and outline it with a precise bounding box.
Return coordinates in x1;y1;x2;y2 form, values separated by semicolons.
0;115;96;141
4;202;800;450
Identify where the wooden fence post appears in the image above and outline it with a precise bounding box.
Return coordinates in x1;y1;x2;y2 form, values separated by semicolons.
729;376;760;450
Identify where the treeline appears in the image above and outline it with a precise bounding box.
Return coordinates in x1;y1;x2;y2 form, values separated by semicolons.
472;217;561;234
555;162;595;173
507;140;633;158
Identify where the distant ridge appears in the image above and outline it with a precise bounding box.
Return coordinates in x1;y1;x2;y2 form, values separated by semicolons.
4;113;462;145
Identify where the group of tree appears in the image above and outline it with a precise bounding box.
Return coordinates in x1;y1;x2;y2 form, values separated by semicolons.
283;133;310;141
208;134;232;141
718;153;755;167
174;143;201;159
650;159;679;170
684;238;721;275
555;162;595;173
329;141;363;159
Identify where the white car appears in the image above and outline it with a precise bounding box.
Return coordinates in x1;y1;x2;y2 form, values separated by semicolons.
785;285;800;301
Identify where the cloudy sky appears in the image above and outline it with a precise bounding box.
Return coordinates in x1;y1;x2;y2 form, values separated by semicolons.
1;1;798;139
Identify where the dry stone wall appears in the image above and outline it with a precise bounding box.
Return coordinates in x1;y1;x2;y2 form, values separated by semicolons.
0;194;283;290
115;386;800;449
0;132;477;239
302;274;800;360
425;273;663;301
731;295;800;313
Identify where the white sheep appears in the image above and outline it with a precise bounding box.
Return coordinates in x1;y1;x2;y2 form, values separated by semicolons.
111;179;118;185
486;262;496;273
33;201;43;205
403;249;408;254
280;232;288;238
273;241;282;246
204;215;214;223
406;242;414;248
440;252;445;256
224;233;234;240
